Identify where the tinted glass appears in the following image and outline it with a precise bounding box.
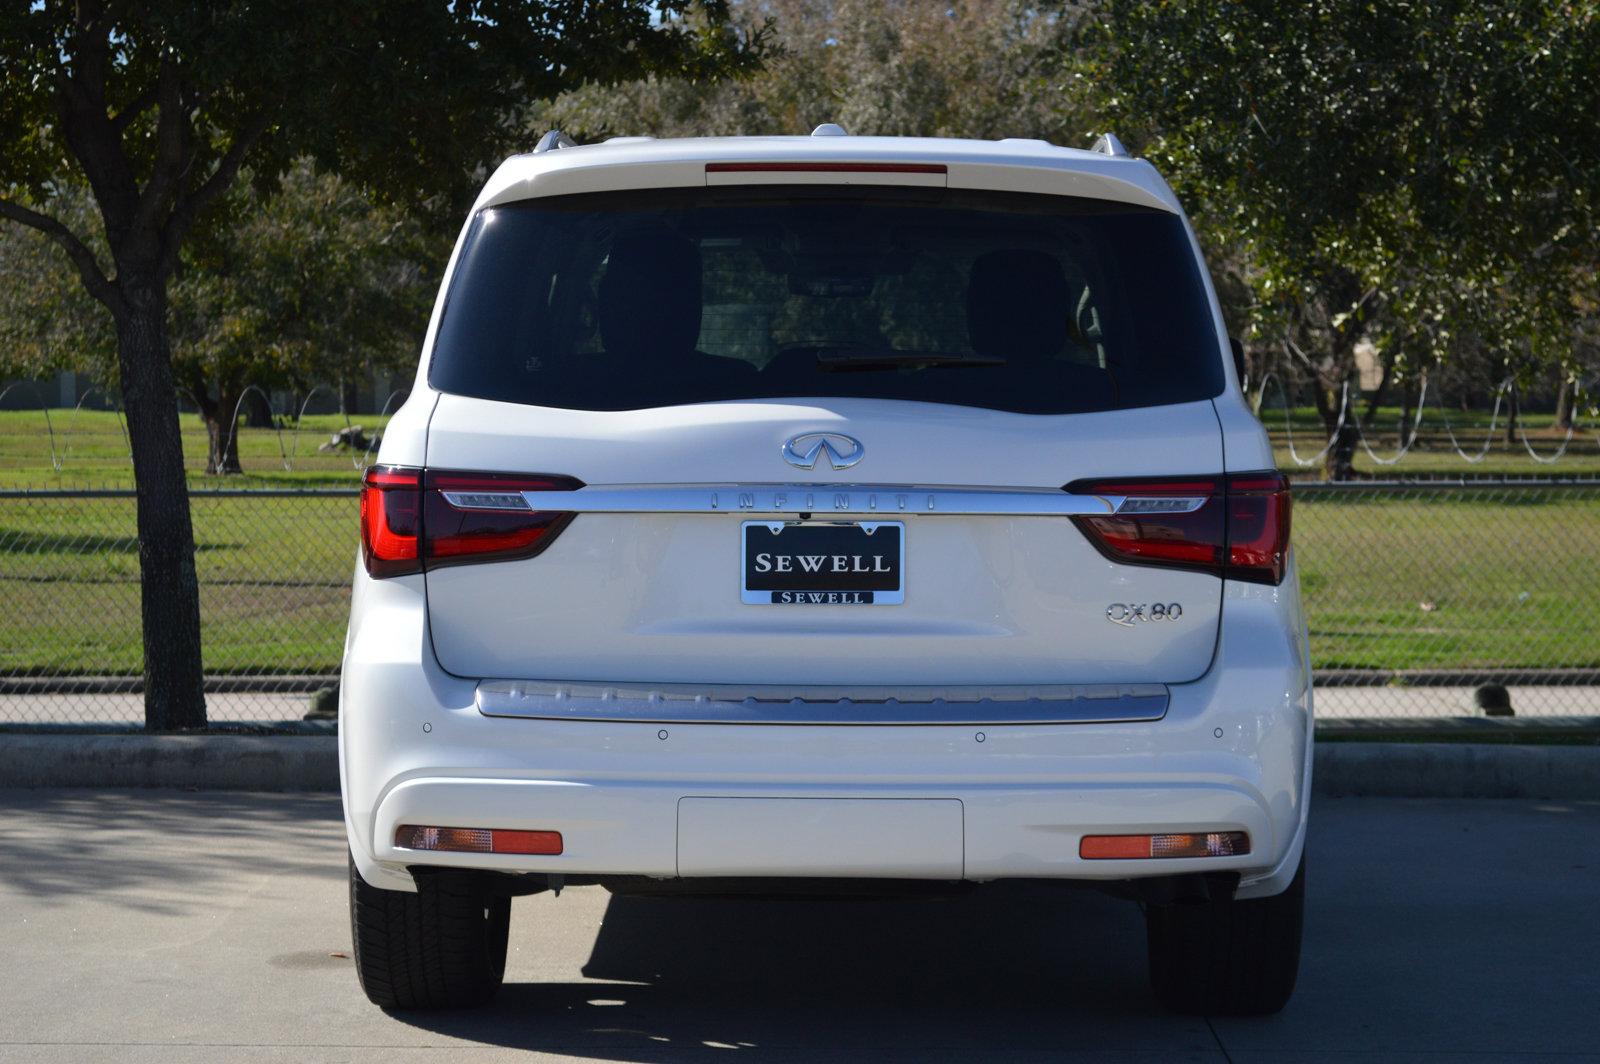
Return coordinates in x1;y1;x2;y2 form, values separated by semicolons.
429;187;1224;414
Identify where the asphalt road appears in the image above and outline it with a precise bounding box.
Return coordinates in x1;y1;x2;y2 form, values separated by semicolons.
0;791;1595;1064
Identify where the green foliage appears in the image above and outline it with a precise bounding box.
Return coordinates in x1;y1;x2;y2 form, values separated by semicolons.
1101;0;1600;371
170;161;440;403
1;163;437;401
0;1;767;212
0;186;114;379
551;0;1097;145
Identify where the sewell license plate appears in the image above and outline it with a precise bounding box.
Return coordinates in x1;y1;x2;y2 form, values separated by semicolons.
742;521;905;605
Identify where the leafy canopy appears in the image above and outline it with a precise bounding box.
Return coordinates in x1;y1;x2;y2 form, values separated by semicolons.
1101;0;1600;367
0;0;765;309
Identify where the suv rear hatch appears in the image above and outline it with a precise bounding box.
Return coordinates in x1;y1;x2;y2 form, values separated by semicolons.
406;185;1261;688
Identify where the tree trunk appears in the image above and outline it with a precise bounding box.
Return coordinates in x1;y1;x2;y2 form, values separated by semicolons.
1312;377;1357;481
1363;350;1394;424
241;388;275;429
116;299;208;731
1554;378;1574;431
1399;373;1419;448
1504;384;1519;445
198;388;244;475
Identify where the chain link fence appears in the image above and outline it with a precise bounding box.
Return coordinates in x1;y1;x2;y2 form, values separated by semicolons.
2;483;1597;725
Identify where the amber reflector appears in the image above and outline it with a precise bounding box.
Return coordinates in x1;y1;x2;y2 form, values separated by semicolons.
1079;832;1249;860
395;825;563;855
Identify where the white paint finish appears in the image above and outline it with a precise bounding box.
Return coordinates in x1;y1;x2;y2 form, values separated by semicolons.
676;797;965;878
475;135;1178;213
424;394;1225;487
1213;390;1280;471
339;558;1308;891
426;512;1222;685
373;778;678;876
343;133;1311;898
423;395;1227;684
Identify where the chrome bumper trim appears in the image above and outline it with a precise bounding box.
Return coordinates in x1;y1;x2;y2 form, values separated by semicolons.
519;484;1122;517
475;680;1169;725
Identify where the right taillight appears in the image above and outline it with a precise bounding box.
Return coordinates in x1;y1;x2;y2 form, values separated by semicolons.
359;466;584;579
1068;471;1291;585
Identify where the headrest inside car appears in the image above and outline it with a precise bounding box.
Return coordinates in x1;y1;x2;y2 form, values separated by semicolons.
598;233;703;361
966;249;1070;362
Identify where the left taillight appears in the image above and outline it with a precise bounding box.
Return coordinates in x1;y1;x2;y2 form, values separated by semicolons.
360;466;423;578
360;466;584;579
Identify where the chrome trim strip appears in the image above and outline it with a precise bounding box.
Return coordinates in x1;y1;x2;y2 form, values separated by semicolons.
476;680;1168;725
1114;495;1208;515
518;484;1122;517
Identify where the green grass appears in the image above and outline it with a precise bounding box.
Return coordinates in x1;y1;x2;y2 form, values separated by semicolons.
0;409;389;489
1295;490;1600;671
1;493;355;675
2;486;1597;677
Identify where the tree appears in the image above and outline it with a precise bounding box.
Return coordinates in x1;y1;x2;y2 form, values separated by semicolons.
552;0;1098;146
1099;0;1600;478
172;162;441;473
0;1;763;730
1;165;439;474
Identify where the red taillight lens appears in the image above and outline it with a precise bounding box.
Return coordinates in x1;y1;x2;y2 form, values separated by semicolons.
1223;474;1293;584
705;161;947;174
360;466;422;578
422;470;583;569
360;467;584;579
1068;472;1291;585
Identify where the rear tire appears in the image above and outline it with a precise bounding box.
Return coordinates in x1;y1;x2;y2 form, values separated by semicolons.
1145;856;1304;1015
348;854;511;1010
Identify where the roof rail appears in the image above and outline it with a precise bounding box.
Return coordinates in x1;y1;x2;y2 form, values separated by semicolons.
534;130;577;154
1090;133;1129;157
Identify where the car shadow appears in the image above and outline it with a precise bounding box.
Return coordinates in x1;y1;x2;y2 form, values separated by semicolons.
0;789;343;916
392;883;1220;1062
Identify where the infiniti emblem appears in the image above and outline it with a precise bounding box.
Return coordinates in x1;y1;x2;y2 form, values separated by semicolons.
782;432;865;471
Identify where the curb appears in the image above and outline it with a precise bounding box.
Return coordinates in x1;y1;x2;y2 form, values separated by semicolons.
0;735;338;791
3;735;1598;798
1312;742;1600;799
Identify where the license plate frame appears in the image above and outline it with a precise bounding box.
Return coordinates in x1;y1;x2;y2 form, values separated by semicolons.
741;520;905;605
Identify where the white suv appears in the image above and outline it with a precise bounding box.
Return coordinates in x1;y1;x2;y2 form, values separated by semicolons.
341;129;1311;1016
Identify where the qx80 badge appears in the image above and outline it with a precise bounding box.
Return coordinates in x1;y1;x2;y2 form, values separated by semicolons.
1106;602;1183;628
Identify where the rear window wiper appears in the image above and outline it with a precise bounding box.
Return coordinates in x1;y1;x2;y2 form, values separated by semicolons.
785;346;1006;371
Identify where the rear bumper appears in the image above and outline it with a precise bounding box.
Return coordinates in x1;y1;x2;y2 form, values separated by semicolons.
340;568;1312;900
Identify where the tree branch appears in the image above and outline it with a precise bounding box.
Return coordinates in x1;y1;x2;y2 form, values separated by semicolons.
110;87;159;134
131;60;195;235
157;113;270;281
0;198;125;315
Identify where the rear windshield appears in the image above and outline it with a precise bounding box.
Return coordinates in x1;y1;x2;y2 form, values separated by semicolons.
429;187;1224;414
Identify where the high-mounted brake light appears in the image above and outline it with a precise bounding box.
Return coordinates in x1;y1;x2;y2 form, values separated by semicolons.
359;466;584;578
705;161;947;174
1066;472;1292;585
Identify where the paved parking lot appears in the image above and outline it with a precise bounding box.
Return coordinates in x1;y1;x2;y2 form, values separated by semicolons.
0;790;1595;1063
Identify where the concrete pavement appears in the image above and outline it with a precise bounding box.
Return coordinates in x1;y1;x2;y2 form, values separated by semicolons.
0;790;1596;1063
